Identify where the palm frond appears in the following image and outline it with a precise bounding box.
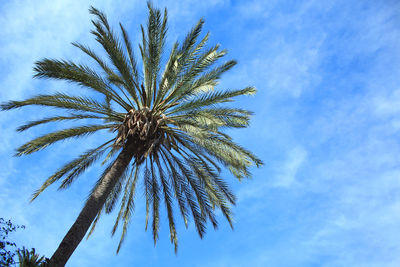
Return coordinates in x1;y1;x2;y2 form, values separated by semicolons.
17;114;104;132
30;139;113;201
144;163;152;231
17;247;47;266
119;24;140;95
86;206;104;240
155;156;178;252
150;158;160;244
115;165;139;253
16;124;116;156
33;59;131;111
163;46;230;104
71;42;114;75
1;93;124;121
104;166;129;214
89;7;140;107
167;86;257;115
159;149;189;228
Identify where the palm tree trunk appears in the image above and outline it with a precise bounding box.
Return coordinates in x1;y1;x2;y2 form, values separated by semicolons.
48;143;135;266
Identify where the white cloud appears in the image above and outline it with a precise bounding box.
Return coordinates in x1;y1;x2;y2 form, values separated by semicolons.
274;146;307;187
224;0;326;99
373;89;400;115
263;45;322;98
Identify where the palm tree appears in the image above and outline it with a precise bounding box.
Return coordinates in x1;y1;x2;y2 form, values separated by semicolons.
16;247;47;267
2;3;262;266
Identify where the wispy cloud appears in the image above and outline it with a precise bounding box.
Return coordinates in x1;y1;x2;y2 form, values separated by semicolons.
274;146;307;187
1;0;400;266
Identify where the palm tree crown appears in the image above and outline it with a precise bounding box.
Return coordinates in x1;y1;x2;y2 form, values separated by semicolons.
16;247;47;267
2;3;262;255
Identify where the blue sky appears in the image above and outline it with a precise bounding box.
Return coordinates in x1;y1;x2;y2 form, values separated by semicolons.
1;0;400;266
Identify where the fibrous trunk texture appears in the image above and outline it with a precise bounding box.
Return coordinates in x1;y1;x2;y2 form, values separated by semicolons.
115;108;166;164
48;141;136;266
